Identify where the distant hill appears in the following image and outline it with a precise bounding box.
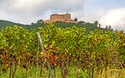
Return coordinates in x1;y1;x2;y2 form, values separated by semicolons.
0;20;28;29
0;20;26;26
0;19;102;33
0;20;44;31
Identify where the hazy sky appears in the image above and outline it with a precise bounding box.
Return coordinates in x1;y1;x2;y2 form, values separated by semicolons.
0;0;125;30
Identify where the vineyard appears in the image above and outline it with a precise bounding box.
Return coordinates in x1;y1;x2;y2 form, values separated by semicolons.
0;24;125;78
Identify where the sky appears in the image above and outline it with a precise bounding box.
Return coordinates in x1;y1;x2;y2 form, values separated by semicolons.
0;0;125;31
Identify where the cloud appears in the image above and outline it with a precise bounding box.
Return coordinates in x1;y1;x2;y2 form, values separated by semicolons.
80;8;125;31
0;0;85;24
9;0;85;15
80;9;105;23
99;8;125;30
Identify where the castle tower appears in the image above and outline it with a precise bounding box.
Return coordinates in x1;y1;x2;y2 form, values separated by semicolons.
65;13;71;21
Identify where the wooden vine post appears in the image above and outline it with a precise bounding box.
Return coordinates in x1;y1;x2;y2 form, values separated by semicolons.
37;32;54;78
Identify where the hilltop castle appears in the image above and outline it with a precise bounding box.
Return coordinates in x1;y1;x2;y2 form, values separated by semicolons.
44;13;73;24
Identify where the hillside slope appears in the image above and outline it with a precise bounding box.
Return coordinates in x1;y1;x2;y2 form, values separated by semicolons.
0;19;100;33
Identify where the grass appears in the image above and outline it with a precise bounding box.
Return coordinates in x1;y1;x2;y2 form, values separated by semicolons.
0;65;125;78
97;67;125;78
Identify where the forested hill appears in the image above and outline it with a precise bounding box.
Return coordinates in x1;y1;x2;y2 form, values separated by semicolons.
0;19;102;33
0;20;28;29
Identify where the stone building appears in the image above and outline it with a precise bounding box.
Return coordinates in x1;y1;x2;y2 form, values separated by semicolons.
44;13;71;24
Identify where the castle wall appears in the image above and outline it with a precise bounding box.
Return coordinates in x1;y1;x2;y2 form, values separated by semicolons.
44;13;71;24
